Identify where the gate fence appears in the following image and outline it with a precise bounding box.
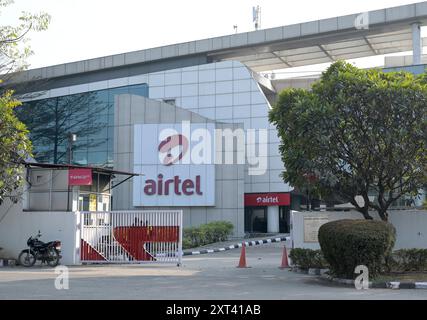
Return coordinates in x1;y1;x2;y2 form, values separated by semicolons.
80;210;183;265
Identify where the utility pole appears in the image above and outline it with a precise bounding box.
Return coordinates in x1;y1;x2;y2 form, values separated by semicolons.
253;5;261;30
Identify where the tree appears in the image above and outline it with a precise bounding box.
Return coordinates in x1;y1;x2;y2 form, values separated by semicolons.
0;90;31;203
269;61;427;221
0;0;50;78
0;0;50;203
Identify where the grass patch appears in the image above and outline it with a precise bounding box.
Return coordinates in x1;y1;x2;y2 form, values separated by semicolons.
374;272;427;283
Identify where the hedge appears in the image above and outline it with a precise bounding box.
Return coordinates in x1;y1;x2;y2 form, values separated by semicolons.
318;219;396;279
386;249;427;272
289;248;329;269
183;221;234;249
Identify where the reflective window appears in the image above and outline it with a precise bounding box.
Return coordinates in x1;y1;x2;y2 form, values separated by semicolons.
16;84;148;167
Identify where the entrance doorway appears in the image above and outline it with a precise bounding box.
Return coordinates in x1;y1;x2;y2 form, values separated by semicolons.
244;207;267;233
279;206;290;233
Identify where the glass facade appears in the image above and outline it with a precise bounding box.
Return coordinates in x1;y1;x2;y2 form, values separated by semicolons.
16;84;148;167
15;60;291;196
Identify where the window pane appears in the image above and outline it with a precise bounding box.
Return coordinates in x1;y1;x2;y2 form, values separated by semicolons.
88;152;108;166
16;84;146;167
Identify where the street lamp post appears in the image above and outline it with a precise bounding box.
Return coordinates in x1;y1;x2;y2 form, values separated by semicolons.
67;133;77;164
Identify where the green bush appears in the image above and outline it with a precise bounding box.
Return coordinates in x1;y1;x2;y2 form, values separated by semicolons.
182;238;193;250
318;219;396;279
387;249;427;272
183;221;234;249
289;248;328;269
183;227;205;248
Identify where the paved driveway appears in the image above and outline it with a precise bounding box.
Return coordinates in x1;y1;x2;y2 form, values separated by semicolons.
0;242;426;300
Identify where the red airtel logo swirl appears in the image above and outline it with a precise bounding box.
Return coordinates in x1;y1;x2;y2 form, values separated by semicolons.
158;134;189;166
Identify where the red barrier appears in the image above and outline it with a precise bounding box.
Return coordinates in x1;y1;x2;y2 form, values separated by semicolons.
113;226;179;261
81;239;106;261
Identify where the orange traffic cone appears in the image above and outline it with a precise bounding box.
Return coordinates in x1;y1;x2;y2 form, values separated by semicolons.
279;245;289;269
237;242;249;268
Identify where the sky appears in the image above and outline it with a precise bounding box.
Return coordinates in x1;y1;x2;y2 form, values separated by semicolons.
2;0;426;71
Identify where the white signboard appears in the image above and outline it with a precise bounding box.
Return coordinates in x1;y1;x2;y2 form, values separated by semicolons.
303;216;329;243
133;122;215;206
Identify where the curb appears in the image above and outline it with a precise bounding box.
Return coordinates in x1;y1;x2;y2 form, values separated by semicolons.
319;273;427;289
290;267;328;275
183;236;290;256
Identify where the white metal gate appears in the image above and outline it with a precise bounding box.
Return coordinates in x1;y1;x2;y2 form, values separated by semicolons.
80;210;183;265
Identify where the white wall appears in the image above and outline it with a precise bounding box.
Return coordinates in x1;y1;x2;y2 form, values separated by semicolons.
0;200;81;265
290;210;427;250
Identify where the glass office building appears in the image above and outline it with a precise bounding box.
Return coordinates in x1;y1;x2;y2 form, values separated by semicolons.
9;2;427;234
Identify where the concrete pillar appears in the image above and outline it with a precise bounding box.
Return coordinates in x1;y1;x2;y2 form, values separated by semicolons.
267;206;280;233
71;186;80;212
22;178;29;211
412;23;422;65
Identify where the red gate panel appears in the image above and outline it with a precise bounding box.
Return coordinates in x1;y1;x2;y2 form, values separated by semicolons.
113;226;179;261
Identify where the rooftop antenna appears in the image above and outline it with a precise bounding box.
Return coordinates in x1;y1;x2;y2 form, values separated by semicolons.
253;5;261;30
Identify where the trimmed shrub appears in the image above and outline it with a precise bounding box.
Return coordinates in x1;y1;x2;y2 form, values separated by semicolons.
289;248;329;269
318;219;396;279
183;226;205;248
200;221;234;243
183;221;234;249
182;238;193;250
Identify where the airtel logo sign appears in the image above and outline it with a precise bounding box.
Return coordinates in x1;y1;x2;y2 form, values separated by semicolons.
133;123;215;207
158;134;189;166
143;133;201;196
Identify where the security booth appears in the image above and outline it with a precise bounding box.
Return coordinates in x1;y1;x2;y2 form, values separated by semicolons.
22;162;139;212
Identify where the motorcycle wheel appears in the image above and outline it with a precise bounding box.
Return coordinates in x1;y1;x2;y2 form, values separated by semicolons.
18;250;36;267
46;248;60;267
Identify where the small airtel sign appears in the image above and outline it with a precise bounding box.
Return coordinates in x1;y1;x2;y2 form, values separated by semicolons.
68;168;92;186
244;193;290;207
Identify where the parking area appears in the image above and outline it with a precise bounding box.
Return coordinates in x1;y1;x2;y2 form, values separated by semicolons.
0;242;427;300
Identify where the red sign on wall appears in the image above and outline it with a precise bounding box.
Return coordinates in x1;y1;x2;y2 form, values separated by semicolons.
244;193;291;207
68;168;92;186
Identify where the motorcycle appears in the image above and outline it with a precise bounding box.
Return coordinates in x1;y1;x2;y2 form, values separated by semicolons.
18;231;62;267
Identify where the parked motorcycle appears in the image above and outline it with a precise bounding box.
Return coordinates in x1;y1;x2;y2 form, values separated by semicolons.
18;231;62;267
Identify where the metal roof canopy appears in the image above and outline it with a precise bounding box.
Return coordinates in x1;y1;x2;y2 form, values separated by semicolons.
23;162;142;189
209;24;427;73
22;162;141;177
6;2;427;83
